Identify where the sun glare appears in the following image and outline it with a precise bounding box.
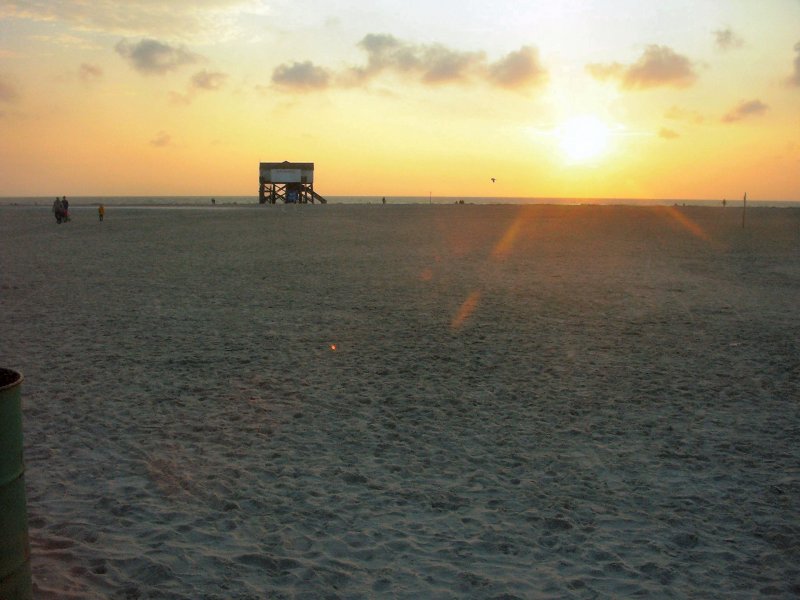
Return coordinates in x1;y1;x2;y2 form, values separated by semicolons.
557;115;611;164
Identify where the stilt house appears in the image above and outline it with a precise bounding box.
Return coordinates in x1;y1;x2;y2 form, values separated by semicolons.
259;161;327;204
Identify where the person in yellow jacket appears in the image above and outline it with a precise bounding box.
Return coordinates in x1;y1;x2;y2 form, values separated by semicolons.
98;204;105;222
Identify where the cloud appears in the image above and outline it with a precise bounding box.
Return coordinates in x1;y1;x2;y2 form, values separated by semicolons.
659;127;680;139
722;99;769;123
418;45;483;84
150;131;172;147
115;38;200;75
0;75;20;103
190;69;227;91
0;0;257;40
169;91;192;106
714;28;744;50
79;63;103;83
487;46;547;89
587;45;697;89
31;32;103;50
664;105;705;124
789;42;800;87
169;69;228;105
350;34;485;85
169;69;228;106
271;34;548;94
271;61;330;92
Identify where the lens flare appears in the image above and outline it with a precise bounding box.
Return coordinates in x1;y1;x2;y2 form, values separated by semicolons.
451;291;481;330
661;206;713;244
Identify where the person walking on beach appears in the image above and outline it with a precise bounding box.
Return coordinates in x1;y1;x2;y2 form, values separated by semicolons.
98;204;105;221
61;196;70;222
53;197;63;224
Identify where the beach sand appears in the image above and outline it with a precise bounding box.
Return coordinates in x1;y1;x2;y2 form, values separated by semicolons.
1;204;799;598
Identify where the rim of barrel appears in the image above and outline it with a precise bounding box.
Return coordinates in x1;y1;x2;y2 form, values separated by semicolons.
0;368;23;391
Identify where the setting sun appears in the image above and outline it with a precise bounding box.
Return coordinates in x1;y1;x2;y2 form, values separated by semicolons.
557;116;612;164
0;1;798;199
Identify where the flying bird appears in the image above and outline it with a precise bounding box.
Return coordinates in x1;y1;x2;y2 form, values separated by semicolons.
491;178;496;183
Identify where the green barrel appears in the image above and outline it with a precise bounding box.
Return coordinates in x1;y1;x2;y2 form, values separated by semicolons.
0;368;32;600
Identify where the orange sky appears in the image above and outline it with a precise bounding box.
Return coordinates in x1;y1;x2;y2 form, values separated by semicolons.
1;1;799;199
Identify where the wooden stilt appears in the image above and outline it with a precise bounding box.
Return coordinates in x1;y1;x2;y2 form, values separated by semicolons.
742;192;747;229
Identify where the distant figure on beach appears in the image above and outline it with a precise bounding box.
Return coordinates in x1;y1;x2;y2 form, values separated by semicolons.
53;198;63;224
722;199;726;207
98;204;105;221
52;197;70;223
382;197;386;204
211;198;215;205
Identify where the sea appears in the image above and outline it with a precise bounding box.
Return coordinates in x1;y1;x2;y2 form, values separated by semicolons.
2;195;799;208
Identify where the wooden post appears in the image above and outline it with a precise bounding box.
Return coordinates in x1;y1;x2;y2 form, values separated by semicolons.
742;192;747;229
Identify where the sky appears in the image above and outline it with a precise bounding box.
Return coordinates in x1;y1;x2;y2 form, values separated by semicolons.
0;0;799;199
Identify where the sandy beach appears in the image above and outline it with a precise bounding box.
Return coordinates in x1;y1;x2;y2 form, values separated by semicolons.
1;203;799;599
